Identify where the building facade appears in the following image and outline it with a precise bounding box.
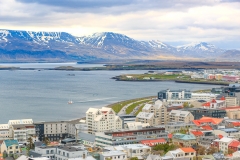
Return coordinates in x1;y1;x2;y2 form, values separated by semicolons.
168;110;194;123
86;107;122;134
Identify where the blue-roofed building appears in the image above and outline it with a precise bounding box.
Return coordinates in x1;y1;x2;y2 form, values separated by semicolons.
172;133;197;147
0;139;21;154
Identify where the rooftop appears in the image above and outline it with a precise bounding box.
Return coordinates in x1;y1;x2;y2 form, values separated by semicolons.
179;147;196;153
4;140;19;147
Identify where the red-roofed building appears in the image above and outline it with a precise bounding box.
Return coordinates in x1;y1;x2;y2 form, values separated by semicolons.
192;117;223;130
228;140;240;152
179;147;196;159
168;133;173;139
232;122;240;127
202;99;225;109
190;130;204;137
140;138;166;146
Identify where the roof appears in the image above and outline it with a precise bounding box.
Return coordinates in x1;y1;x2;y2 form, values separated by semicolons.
192;117;223;126
220;128;239;133
169;110;190;117
180;147;196;153
229;140;240;148
4;140;19;147
232;122;240;127
190;130;203;136
202;102;210;107
136;112;154;119
173;133;196;140
219;137;233;143
142;104;152;110
140;139;166;146
101;151;126;156
211;99;217;103
201;125;213;130
168;133;173;139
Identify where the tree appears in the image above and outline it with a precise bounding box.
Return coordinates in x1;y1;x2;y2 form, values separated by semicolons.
206;146;218;154
183;102;189;108
130;157;138;160
27;137;35;149
190;104;194;108
228;148;235;155
43;137;50;145
153;143;177;154
197;145;206;155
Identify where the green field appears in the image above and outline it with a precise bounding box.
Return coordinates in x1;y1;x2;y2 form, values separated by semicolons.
119;74;191;81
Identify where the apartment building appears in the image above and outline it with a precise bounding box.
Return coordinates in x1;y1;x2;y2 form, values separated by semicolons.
55;145;88;160
225;96;239;107
86;107;122;134
158;89;192;104
9;124;36;143
136;100;167;126
164;122;196;133
100;151;127;160
184;108;226;120
35;121;68;141
168;110;194;123
95;126;167;147
218;137;233;153
221;107;240;119
0;124;10;140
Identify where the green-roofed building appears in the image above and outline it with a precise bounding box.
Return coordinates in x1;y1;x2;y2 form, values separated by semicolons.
1;139;21;154
172;133;197;147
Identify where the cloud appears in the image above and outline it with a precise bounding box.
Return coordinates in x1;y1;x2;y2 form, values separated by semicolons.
0;0;240;49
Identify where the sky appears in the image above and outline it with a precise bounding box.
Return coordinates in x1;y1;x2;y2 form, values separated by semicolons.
0;0;240;49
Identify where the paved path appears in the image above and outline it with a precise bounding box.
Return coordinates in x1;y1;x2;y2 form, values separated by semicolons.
117;99;151;115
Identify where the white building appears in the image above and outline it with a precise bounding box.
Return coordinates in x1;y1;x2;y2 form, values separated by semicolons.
0;124;10;140
191;93;218;101
218;137;233;153
30;146;56;160
86;107;122;134
55;145;88;160
168;110;194;123
100;151;127;160
104;144;151;158
10;124;36;143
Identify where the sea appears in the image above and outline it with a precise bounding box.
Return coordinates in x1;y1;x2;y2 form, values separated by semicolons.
0;62;222;123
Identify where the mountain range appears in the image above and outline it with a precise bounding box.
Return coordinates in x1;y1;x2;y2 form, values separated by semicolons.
0;29;238;62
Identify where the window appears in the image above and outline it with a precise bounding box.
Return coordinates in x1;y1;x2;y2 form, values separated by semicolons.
9;147;12;149
46;150;49;154
16;146;18;149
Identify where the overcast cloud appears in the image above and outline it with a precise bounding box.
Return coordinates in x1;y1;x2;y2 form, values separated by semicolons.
1;0;240;49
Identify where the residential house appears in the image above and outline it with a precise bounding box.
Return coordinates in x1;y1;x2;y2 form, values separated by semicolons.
29;146;56;160
86;107;122;134
179;148;196;160
146;154;162;160
165;149;185;160
0;139;21;154
213;128;240;139
168;110;194;124
202;99;225;109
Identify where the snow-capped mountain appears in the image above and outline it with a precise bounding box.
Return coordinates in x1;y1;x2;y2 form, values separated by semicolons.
177;42;224;57
0;29;237;61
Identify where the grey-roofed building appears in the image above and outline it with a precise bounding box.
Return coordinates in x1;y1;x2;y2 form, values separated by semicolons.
78;132;95;147
55;144;88;160
183;108;226;120
119;115;136;128
29;146;56;160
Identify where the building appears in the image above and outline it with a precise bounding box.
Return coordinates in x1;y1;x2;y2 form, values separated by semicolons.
0;124;10;140
225;97;239;107
146;154;162;160
191;93;218;101
192;117;224;130
140;138;166;147
164;122;195;133
86;107;122;134
218;137;233;153
168;110;194;123
222;75;240;82
202;99;225;109
104;144;151;158
78;132;95;147
184;108;226;120
29;146;56;160
136;100;167;125
9;124;36;144
99;151;127;160
95;126;167;147
228;140;240;152
0;139;21;154
119;115;136;128
55;144;88;160
213;128;240;139
179;148;196;160
220;107;240;119
158;89;192;103
172;133;197;147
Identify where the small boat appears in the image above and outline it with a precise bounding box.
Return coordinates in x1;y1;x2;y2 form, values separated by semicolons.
68;100;73;104
67;74;75;76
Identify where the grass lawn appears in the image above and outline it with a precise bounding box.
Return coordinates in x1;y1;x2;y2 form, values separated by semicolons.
125;99;151;114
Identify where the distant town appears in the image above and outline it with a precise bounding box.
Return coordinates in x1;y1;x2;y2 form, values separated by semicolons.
2;78;240;160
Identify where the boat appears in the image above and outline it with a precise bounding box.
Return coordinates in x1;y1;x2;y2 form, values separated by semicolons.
68;100;73;104
67;74;75;76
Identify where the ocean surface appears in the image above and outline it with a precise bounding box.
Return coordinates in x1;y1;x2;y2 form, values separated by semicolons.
0;63;222;123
